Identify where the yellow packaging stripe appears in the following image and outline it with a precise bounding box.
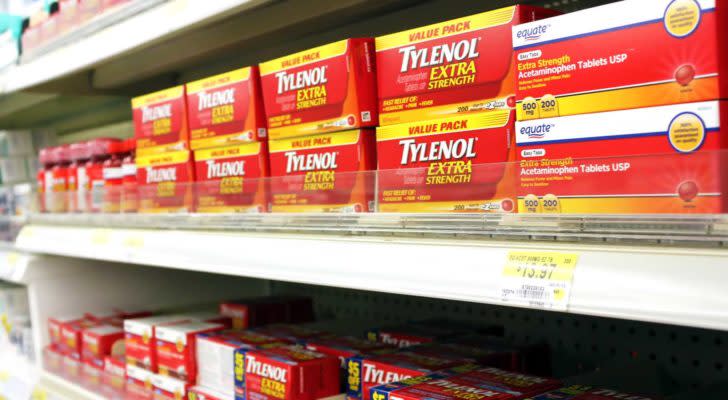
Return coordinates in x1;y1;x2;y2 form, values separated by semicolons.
194;142;262;161
376;6;516;51
131;86;185;108
136;150;191;167
269;130;361;152
260;40;349;75
186;67;252;94
376;110;512;141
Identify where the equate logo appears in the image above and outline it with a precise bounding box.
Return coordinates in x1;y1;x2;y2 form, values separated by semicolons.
516;24;549;41
246;355;288;383
519;123;554;139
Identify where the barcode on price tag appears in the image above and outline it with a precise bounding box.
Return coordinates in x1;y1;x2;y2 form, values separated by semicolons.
499;251;579;311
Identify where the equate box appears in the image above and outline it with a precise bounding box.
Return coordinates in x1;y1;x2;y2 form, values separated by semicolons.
516;101;728;214
126;364;154;400
152;373;190;400
81;324;124;368
133;86;189;155
376;5;558;126
376;111;517;213
193;142;269;213
155;321;224;382
241;345;339;400
268;129;376;212
186;66;267;150
136;150;195;213
124;315;192;372
514;0;726;120
260;38;378;139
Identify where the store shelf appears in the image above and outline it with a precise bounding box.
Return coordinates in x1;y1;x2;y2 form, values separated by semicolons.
0;0;271;95
14;221;728;332
36;371;103;400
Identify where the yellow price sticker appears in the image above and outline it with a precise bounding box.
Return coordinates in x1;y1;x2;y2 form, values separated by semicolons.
91;229;111;245
31;387;47;400
123;235;144;249
5;252;19;269
500;251;579;311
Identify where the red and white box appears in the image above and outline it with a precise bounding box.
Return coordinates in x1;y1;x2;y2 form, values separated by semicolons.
60;318;98;358
186;66;267;150
375;5;558;126
63;354;82;380
188;386;232;400
124;315;192;372
102;355;127;398
43;346;64;374
268;129;377;212
196;330;287;398
133;86;189;155
155;321;224;381
218;297;293;329
151;373;190;400
81;361;103;390
244;345;340;400
260;38;378;139
126;364;155;400
193;142;269;213
305;335;394;368
371;366;561;400
136;150;196;213
48;314;84;350
81;324;124;368
346;350;468;400
514;0;728;121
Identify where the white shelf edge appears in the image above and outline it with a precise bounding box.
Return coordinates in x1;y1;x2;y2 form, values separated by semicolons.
0;0;270;94
39;371;105;400
15;224;728;332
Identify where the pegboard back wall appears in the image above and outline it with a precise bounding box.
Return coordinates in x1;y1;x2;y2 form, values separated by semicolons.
272;281;728;393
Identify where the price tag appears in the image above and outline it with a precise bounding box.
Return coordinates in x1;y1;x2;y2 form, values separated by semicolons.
91;229;111;245
123;235;144;249
499;251;579;311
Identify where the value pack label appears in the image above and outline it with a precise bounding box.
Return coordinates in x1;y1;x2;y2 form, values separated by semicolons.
516;100;728;214
194;142;269;213
376;111;518;213
136;150;195;213
514;0;724;120
260;39;378;139
186;66;267;150
376;5;558;126
132;86;189;155
268;129;376;212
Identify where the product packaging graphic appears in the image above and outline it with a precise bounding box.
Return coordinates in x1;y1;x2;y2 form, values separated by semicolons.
260;38;378;139
196;331;287;399
60;318;98;358
516;100;728;213
238;345;339;400
102;355;126;396
527;385;659;400
186;66;267;150
155;321;224;382
48;314;84;350
136;150;195;213
81;324;124;368
132;86;189;155
514;0;727;120
376;111;518;212
371;366;561;400
193;142;269;213
376;5;558;126
152;373;190;400
81;361;103;389
268;129;376;212
366;323;464;348
126;364;155;399
346;350;468;400
124;315;192;372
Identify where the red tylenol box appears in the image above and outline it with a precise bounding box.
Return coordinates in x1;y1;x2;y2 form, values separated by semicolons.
186;66;267;150
132;86;189;155
260;39;378;139
376;5;558;126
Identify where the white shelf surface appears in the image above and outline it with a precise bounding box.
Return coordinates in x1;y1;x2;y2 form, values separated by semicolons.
15;224;728;332
0;0;269;94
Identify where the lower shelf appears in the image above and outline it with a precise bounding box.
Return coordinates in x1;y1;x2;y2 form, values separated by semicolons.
38;371;104;400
